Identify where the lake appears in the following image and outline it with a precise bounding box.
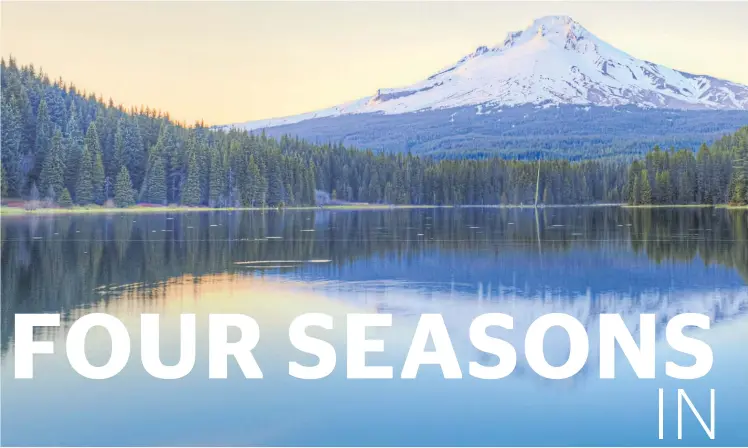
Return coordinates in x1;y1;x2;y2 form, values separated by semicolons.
1;207;747;446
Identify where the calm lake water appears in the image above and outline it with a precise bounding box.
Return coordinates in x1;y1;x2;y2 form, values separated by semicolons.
1;207;747;446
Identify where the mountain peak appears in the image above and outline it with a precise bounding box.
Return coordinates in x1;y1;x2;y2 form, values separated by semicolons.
229;15;748;133
531;15;578;29
498;15;589;50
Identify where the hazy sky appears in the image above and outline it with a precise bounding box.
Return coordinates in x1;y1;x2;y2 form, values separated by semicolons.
3;1;747;125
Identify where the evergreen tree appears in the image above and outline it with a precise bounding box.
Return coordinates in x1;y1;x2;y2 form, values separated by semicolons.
267;162;284;206
696;143;712;204
64;102;84;196
155;123;180;203
44;86;67;128
33;98;52;182
113;116;146;190
40;128;66;200
58;188;73;208
181;150;201;206
655;170;671;204
113;117;129;179
1;92;23;195
640;169;652;205
1;163;7;198
143;154;167;204
730;138;748;205
84;122;102;164
75;143;94;204
85;121;105;203
631;174;641;205
247;156;264;206
127;119;146;190
732;180;746;205
208;146;225;206
114;167;135;207
306;160;317;205
92;152;106;204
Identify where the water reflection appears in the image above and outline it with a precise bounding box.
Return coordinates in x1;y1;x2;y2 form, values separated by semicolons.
3;207;746;350
1;207;747;446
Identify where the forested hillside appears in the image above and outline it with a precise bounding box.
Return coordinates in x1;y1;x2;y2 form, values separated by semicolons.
243;105;748;161
625;127;748;206
1;59;745;207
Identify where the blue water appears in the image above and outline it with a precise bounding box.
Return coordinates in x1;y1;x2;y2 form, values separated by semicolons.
1;207;746;446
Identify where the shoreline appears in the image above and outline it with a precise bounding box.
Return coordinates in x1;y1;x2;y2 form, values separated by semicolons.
624;204;748;210
1;202;746;216
0;203;446;216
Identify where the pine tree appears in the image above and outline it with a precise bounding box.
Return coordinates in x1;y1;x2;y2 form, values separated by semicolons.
33;98;52;182
696;143;712;204
58;188;73;208
113;118;129;179
640;169;652;205
40;128;66;200
127;119;146;190
247;156;264;206
114;167;135;207
1;163;8;198
730;138;748;205
732;180;746;205
92;151;106;204
631;174;641;205
655;170;672;204
143;154;167;204
84;122;103;165
44;86;67;128
626;162;640;204
208;146;225;207
306;161;317;205
284;182;294;206
155;123;179;203
64;102;84;197
181;150;201;206
75;143;94;204
267;162;284;206
113;116;146;190
1;92;23;195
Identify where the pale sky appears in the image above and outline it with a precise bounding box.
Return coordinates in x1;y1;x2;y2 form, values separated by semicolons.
2;1;747;126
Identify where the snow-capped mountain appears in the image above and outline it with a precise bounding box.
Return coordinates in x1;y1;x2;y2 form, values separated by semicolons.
230;15;748;132
223;16;748;159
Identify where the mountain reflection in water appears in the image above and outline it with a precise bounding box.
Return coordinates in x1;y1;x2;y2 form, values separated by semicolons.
1;207;747;446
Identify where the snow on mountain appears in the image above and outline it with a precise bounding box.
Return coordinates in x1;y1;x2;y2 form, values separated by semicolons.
227;15;748;132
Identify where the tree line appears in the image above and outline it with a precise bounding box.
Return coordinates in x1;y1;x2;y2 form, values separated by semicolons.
1;58;746;207
1;59;316;208
625;127;748;206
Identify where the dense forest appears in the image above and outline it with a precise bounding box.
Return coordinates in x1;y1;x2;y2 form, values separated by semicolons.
625;128;748;206
1;59;746;207
250;102;748;161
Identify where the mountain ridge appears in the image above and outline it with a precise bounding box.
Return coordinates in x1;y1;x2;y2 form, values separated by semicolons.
220;15;748;160
226;15;748;134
